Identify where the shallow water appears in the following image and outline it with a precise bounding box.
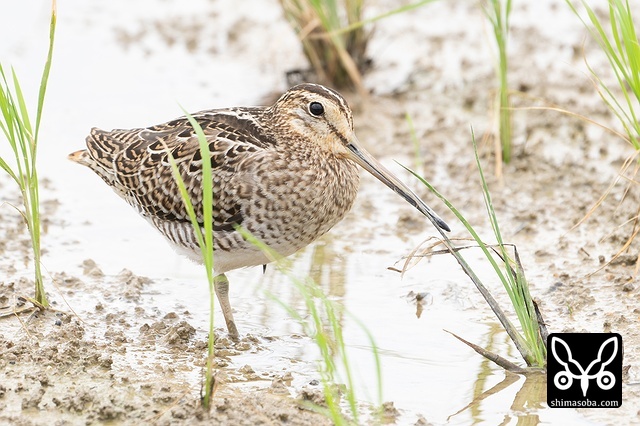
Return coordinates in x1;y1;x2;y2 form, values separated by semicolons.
0;1;617;424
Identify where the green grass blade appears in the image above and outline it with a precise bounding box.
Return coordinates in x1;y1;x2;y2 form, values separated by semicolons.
0;156;19;183
401;127;548;367
473;134;513;287
0;67;26;168
401;163;532;361
0;71;21;184
405;112;422;174
11;68;33;140
164;152;206;255
328;0;440;36
9;68;34;193
472;136;546;365
180;109;214;277
35;0;57;144
566;0;640;149
484;0;512;163
0;2;56;307
238;225;381;422
0;67;17;143
348;311;383;406
164;109;216;408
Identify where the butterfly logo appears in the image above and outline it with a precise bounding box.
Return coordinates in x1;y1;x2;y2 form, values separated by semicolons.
551;335;618;397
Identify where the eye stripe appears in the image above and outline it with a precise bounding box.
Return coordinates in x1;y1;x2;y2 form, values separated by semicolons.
327;122;350;146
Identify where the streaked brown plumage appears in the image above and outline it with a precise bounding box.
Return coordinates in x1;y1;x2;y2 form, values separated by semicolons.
69;83;449;339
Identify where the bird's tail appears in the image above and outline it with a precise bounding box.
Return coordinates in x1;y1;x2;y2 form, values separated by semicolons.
67;147;124;195
67;149;91;166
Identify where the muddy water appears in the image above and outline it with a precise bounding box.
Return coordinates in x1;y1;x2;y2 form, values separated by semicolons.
2;166;587;424
1;0;637;425
36;167;556;424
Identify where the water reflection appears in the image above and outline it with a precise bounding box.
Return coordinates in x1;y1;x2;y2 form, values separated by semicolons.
307;238;347;299
255;235;588;425
451;372;547;425
448;324;547;425
254;234;348;334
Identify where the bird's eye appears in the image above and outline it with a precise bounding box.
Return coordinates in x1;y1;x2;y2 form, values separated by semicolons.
309;102;324;117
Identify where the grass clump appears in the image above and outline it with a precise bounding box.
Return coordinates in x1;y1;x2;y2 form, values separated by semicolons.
280;0;370;90
0;1;57;308
483;0;513;165
403;131;547;371
563;0;640;263
565;0;640;149
279;0;438;91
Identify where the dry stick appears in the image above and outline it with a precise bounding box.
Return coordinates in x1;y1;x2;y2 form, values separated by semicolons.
423;215;530;362
409;241;547;359
594;210;640;277
444;330;527;373
282;0;367;94
616;153;640;209
563;142;634;230
533;300;549;346
515;105;630;141
398;237;474;276
148;387;196;424
0;301;37;318
589;224;640;278
41;262;85;324
398;241;515;276
521;104;640;232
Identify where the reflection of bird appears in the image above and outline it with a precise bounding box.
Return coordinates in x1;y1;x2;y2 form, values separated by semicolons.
69;83;449;340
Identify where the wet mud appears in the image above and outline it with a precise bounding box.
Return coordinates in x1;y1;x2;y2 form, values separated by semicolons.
1;0;639;425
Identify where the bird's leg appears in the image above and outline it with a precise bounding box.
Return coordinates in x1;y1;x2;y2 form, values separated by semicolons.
214;274;239;341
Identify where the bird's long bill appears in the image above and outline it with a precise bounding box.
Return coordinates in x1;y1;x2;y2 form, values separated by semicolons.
346;139;451;232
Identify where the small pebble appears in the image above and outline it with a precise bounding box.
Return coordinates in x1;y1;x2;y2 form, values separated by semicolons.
622;282;635;292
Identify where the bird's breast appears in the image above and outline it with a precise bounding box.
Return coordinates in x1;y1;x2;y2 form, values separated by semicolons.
239;152;360;253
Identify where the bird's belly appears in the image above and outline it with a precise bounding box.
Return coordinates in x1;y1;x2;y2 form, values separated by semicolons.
217;204;349;271
147;196;352;274
148;218;274;272
146;159;360;274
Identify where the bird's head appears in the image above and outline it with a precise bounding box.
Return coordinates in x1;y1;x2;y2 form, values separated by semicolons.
271;83;450;232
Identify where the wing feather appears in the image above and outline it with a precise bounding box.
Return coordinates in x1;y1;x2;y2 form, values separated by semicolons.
83;110;273;232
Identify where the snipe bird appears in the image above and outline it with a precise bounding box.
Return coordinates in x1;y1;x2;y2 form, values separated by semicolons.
69;83;449;340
